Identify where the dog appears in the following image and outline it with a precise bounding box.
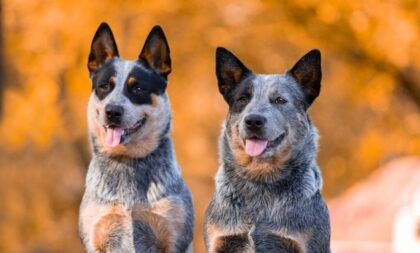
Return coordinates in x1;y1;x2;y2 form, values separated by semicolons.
204;47;331;253
79;23;194;253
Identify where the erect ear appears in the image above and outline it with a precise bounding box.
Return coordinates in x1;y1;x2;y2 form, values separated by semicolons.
216;47;252;102
88;22;119;74
138;25;171;79
289;49;322;107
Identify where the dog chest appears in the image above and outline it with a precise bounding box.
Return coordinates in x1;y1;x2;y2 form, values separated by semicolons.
80;197;187;253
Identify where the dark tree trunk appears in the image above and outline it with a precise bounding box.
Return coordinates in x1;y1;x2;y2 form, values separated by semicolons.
0;0;4;119
57;70;91;170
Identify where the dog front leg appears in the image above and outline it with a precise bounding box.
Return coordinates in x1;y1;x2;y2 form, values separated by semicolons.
205;223;253;253
212;233;253;253
250;228;306;253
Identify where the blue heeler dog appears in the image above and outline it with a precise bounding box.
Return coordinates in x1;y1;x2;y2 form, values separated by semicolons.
204;48;331;252
79;23;194;253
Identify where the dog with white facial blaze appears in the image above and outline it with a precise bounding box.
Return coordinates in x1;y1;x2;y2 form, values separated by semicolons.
204;48;331;253
79;23;194;253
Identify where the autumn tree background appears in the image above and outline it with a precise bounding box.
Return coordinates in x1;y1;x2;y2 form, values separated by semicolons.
0;0;419;252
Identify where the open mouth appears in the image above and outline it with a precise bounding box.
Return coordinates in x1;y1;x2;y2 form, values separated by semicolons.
244;132;286;157
104;118;147;148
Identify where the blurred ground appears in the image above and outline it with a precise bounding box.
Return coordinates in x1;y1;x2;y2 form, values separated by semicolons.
330;157;420;253
0;0;419;252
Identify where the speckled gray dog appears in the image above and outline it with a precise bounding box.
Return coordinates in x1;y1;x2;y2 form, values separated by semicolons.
79;23;194;253
204;48;331;252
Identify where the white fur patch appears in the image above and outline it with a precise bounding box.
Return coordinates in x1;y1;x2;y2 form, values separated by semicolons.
147;181;166;202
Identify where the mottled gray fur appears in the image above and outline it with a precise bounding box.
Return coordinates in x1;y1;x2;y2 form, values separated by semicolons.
204;48;331;253
79;23;194;253
80;137;194;252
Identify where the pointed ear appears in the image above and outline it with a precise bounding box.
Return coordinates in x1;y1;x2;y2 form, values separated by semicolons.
289;49;322;107
216;47;252;102
88;22;119;73
138;25;171;79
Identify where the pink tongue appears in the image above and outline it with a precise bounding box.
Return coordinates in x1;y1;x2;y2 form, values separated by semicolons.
105;127;123;148
245;139;268;157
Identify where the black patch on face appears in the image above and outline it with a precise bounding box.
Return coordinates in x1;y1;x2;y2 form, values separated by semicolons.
228;79;253;114
91;59;117;100
123;65;167;105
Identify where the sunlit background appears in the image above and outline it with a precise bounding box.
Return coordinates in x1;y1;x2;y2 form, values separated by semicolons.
0;0;419;252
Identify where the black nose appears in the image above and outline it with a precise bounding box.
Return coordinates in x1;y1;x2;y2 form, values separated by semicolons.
245;114;266;131
105;104;124;123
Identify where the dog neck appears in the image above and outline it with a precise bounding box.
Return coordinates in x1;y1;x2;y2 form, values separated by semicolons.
85;136;181;207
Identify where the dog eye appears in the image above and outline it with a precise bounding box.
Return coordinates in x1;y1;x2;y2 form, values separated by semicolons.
98;82;112;93
133;86;144;95
238;95;250;104
274;96;287;105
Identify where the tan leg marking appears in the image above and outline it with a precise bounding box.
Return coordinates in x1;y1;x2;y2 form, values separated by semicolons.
132;209;173;253
93;213;126;252
80;203;133;252
206;224;225;252
205;223;251;253
269;229;311;253
132;198;186;253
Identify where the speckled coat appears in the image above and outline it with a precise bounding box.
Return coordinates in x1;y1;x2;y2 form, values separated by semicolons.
204;48;331;253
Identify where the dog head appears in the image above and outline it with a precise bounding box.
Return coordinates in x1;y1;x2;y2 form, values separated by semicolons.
87;23;171;158
216;47;321;176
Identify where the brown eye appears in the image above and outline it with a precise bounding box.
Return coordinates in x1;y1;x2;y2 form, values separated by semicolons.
239;97;248;102
238;94;250;104
99;82;111;93
275;96;287;105
133;86;143;95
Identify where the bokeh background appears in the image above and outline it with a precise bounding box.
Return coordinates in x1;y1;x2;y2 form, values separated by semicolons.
0;0;419;252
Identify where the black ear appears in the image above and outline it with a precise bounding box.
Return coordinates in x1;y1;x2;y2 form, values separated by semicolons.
138;25;171;79
216;47;252;102
88;22;119;73
289;49;322;107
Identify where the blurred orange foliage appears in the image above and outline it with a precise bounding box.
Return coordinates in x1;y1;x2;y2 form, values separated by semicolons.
0;0;419;252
